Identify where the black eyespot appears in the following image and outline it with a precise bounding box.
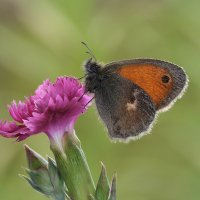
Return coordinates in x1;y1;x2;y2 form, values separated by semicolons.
161;75;170;83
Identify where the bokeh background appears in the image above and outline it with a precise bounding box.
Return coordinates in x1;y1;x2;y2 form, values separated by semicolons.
0;0;199;199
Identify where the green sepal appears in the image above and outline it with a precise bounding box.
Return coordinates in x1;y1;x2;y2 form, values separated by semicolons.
48;157;66;194
25;145;48;170
20;174;46;194
47;157;66;200
51;132;95;200
95;163;110;200
108;175;117;200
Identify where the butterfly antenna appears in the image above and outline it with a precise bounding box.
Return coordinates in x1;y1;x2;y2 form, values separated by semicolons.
81;42;97;61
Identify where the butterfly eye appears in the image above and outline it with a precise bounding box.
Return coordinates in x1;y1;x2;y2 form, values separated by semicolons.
161;75;170;84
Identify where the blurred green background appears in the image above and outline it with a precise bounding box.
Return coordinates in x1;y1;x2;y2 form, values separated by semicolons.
0;0;199;199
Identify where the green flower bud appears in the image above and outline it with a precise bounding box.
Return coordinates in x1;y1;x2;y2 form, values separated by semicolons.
21;145;66;200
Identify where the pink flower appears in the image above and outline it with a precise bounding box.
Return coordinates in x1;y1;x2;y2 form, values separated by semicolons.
0;77;91;144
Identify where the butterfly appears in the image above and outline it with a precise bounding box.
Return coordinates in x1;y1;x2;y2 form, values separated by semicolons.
82;43;188;142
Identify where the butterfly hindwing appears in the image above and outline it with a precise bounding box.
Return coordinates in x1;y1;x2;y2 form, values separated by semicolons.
94;73;156;140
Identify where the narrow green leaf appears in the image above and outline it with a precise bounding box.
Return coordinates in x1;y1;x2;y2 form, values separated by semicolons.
108;175;117;200
95;163;110;200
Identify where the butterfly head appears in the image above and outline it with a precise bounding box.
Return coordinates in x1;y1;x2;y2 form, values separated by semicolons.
83;58;104;93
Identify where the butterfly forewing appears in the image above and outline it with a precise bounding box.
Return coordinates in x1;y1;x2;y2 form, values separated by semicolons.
104;59;188;111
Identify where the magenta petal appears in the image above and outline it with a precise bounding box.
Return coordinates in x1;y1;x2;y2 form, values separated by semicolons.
0;121;33;140
8;101;23;123
8;98;35;123
0;121;18;133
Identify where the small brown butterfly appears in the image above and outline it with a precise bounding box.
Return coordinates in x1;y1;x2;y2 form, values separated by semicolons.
82;43;188;142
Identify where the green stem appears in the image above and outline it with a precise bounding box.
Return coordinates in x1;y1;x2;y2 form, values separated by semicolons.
51;195;66;200
51;132;95;200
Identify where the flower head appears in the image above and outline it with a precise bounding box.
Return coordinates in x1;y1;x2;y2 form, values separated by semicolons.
0;77;91;144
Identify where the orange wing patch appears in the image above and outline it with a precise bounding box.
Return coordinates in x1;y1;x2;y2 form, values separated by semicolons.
117;64;173;108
